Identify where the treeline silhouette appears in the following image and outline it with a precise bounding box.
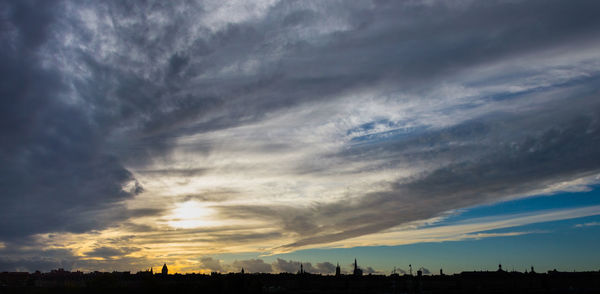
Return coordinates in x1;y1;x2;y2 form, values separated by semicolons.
1;267;600;294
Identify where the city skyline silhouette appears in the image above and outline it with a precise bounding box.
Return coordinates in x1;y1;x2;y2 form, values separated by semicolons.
1;0;600;282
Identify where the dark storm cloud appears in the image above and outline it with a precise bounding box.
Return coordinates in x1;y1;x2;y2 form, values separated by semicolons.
0;0;146;240
2;0;600;254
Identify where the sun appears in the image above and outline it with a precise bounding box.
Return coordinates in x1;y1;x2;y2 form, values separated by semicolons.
167;201;220;229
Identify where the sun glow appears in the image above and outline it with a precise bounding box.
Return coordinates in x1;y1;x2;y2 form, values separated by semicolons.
167;201;220;229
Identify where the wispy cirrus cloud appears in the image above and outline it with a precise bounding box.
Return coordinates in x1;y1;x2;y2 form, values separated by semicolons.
574;222;600;228
321;205;600;250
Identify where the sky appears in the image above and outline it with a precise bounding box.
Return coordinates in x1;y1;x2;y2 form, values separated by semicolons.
1;0;600;274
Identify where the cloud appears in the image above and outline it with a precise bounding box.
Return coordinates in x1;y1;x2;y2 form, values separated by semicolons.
84;246;141;259
199;258;339;274
574;222;600;228
0;244;151;273
199;257;225;272
395;268;408;275
231;259;273;273
0;256;73;273
177;189;239;203
0;0;146;240
223;101;600;251
271;258;338;274
273;258;306;273
135;168;208;178
315;262;336;274
322;205;600;249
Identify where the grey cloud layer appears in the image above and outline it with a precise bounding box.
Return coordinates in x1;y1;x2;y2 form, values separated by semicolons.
218;95;600;249
1;0;600;267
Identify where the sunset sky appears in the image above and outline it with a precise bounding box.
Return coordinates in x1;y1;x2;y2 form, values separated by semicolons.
1;0;600;275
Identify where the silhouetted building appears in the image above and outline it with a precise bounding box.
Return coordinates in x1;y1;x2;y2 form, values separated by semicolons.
241;268;245;274
298;263;306;275
136;268;153;277
335;263;341;276
161;264;168;275
3;267;600;293
497;264;503;272
353;259;363;276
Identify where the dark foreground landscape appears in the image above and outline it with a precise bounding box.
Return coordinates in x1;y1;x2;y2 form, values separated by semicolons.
2;269;599;294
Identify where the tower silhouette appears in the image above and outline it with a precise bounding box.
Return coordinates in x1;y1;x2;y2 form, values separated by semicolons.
353;259;363;276
162;263;168;275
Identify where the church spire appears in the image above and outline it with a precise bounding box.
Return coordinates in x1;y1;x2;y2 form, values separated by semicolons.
353;258;362;276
